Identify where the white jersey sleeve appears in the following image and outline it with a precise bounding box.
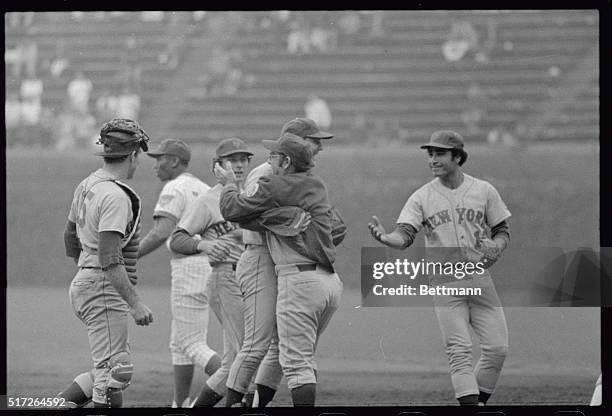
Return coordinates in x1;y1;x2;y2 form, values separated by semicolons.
177;194;215;236
154;181;187;223
97;186;131;234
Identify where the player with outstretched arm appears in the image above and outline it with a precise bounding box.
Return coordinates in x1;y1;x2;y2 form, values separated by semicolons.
368;130;511;406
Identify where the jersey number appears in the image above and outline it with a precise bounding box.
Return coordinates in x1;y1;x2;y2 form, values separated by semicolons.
77;190;95;228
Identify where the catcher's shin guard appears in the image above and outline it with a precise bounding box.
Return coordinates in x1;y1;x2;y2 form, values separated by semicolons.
103;352;133;407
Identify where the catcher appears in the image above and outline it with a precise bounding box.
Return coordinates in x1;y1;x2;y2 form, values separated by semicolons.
57;119;154;408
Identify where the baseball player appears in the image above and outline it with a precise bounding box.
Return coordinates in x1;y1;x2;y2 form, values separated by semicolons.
139;139;217;408
170;138;253;407
224;118;341;408
368;130;510;406
58;118;154;408
218;133;343;406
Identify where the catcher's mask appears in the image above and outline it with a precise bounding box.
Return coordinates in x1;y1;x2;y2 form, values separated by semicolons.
95;118;150;158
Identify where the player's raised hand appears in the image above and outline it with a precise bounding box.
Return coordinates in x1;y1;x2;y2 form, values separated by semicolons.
131;302;154;326
368;215;387;244
214;160;237;185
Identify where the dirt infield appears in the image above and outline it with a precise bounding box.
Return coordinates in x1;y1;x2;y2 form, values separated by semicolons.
7;287;599;407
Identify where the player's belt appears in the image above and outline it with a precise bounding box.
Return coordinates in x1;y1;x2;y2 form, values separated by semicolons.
296;264;334;274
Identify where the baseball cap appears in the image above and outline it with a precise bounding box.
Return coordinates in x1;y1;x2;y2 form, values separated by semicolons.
94;118;150;158
420;130;465;150
262;132;314;171
216;137;254;158
147;138;192;163
281;117;333;139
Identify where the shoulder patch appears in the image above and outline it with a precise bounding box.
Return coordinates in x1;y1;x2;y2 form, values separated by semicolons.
159;194;175;207
245;182;259;197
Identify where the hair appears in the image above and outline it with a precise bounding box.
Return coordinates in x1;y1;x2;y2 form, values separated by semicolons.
172;154;189;167
287;154;311;173
451;148;468;166
103;148;140;164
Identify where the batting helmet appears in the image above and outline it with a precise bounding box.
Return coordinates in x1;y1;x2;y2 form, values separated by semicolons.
94;118;150;158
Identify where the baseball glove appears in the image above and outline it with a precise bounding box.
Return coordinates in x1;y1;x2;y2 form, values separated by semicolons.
476;237;502;269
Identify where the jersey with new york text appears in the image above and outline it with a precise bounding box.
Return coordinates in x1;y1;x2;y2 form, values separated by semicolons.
176;184;244;263
397;173;511;253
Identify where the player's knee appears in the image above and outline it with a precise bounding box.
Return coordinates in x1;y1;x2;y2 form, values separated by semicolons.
107;352;133;390
95;352;132;408
446;342;472;358
483;344;508;360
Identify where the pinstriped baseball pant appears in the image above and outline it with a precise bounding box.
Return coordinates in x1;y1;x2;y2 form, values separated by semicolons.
169;256;218;368
433;275;508;399
205;263;245;396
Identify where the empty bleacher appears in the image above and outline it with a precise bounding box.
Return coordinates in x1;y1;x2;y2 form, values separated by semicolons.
6;10;599;146
172;10;599;144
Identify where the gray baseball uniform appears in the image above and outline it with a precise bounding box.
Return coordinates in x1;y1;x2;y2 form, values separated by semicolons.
397;173;511;398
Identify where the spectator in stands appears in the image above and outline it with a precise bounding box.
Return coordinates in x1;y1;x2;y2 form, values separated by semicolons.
6;92;22;147
309;11;337;53
46;39;71;80
193;11;207;21
158;12;191;70
261;10;291;33
117;35;144;93
474;17;498;64
310;26;337;53
305;94;332;130
19;76;43;127
199;46;232;97
337;11;361;45
67;70;94;115
287;14;311;54
7;37;39;79
95;88;119;122
116;85;141;121
442;20;479;63
442;18;497;64
7;12;34;29
461;82;488;136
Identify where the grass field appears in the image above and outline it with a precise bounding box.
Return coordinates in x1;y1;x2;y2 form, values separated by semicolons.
7;287;600;406
5;142;601;406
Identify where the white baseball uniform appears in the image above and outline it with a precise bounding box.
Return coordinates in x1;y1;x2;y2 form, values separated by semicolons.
154;172;212;368
397;173;511;399
175;183;245;396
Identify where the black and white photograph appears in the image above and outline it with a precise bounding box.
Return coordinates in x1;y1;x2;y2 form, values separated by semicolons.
4;9;602;410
